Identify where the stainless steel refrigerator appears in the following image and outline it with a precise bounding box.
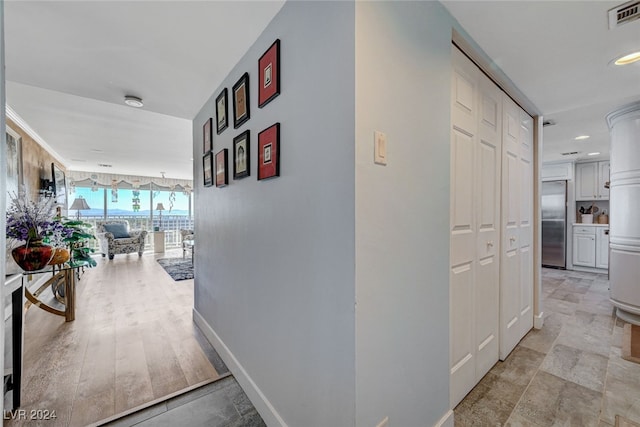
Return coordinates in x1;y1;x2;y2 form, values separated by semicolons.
542;180;567;268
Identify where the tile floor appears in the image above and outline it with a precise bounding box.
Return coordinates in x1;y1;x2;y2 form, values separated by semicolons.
455;268;640;426
100;375;265;427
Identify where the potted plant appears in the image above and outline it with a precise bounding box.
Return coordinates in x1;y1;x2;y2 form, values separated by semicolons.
6;193;97;271
5;193;65;271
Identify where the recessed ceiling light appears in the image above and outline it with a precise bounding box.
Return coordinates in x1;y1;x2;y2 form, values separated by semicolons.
614;51;640;66
587;152;601;156
124;95;144;108
574;135;590;140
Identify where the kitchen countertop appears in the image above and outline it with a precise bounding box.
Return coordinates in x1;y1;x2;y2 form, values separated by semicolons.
572;223;609;227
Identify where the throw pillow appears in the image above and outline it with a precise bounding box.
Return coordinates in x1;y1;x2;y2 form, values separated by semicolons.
103;223;130;239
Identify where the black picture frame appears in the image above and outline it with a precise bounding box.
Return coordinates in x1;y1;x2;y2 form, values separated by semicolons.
203;118;213;153
258;123;280;181
233;72;250;129
51;162;66;205
216;88;228;134
233;130;251;179
215;148;229;188
258;39;281;108
203;152;213;187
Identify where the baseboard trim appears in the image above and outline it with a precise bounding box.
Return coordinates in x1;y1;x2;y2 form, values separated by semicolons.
434;409;454;427
534;311;544;330
193;309;288;427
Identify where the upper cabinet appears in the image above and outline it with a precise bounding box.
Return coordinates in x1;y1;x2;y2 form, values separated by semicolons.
541;162;573;181
576;161;609;201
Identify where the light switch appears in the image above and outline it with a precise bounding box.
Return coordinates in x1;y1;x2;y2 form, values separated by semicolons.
374;131;387;165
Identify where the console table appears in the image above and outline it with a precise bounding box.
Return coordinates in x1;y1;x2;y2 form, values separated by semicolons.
23;260;89;322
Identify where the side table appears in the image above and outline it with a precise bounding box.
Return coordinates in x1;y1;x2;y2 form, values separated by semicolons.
154;231;166;254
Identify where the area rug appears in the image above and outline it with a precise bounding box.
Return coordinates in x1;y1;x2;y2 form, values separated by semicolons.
157;257;194;281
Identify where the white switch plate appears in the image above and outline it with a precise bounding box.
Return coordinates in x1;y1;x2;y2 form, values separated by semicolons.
374;131;387;165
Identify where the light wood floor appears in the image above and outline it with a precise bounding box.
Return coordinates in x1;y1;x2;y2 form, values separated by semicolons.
6;249;221;427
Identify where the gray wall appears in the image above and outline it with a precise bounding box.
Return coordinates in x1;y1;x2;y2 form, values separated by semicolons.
193;2;356;426
354;2;453;426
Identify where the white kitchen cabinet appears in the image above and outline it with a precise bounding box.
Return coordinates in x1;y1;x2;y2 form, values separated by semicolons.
542;162;573;181
575;161;609;201
573;226;596;267
572;225;609;270
598;161;610;200
596;227;610;269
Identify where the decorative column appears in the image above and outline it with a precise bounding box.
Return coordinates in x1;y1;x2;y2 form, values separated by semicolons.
607;101;640;325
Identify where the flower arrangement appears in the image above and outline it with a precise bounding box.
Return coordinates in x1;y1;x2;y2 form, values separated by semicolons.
5;193;73;245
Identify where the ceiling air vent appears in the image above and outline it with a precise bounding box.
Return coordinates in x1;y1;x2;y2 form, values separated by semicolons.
609;1;640;29
542;119;556;127
98;163;113;168
561;151;579;156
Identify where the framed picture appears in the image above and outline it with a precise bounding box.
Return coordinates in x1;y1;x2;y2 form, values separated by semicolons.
6;127;23;275
233;130;251;179
51;163;67;206
258;39;281;108
203;152;213;187
258;123;280;181
233;72;250;129
216;88;228;134
203;118;213;153
215;148;229;187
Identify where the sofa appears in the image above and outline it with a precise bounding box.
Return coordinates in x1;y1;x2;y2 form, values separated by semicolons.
96;220;147;260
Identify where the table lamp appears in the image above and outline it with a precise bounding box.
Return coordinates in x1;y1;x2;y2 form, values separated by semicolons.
156;203;165;230
70;196;90;220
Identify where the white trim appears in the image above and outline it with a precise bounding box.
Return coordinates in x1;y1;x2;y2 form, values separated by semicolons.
571;266;608;274
534;311;544;330
193;309;288;427
433;409;454;427
6;105;68;167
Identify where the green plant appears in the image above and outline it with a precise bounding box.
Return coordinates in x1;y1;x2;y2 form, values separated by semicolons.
60;219;97;267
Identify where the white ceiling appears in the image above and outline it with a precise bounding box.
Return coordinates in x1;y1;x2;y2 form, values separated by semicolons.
443;0;640;163
4;0;285;180
4;1;640;180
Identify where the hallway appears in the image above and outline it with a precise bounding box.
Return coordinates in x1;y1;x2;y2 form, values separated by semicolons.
455;268;640;426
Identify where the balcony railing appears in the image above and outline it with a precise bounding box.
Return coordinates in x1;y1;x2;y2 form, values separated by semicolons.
79;215;194;251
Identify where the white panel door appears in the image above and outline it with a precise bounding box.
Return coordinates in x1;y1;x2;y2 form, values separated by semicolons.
450;47;501;407
499;97;534;360
474;72;502;379
518;111;534;341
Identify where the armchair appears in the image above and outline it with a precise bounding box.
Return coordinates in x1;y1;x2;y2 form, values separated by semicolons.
180;229;194;260
96;220;147;260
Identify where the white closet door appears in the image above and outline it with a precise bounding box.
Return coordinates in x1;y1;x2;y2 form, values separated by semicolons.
450;47;501;407
499;96;534;360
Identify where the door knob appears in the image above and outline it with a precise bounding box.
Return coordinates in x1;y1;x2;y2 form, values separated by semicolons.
487;241;494;247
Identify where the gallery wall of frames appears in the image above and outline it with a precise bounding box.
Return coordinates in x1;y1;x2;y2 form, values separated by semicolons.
202;39;281;189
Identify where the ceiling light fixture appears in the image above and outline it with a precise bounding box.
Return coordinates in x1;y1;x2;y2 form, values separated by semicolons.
587;152;601;156
574;135;590;140
613;51;640;66
124;95;144;108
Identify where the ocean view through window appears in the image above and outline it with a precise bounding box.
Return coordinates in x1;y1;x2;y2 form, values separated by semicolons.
70;186;193;250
